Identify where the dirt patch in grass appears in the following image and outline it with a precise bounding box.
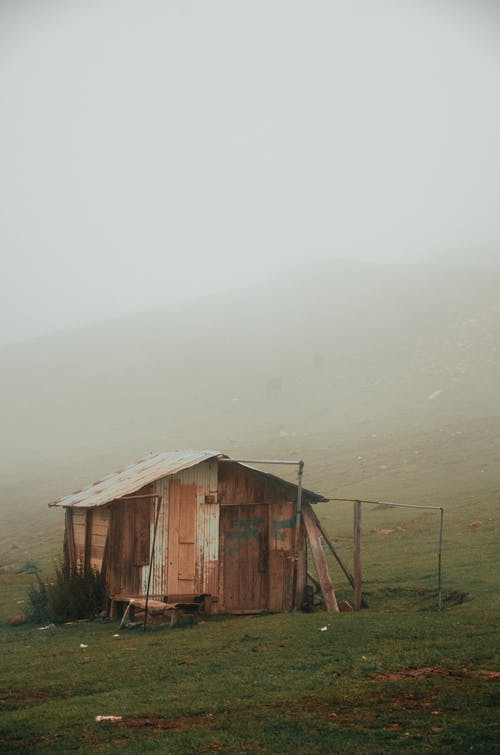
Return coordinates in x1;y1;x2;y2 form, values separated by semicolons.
371;666;500;682
0;689;54;703
122;713;217;731
382;691;438;709
371;666;468;681
197;744;224;752
478;670;500;679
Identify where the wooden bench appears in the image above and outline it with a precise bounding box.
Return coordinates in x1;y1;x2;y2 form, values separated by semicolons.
111;594;215;628
118;598;181;628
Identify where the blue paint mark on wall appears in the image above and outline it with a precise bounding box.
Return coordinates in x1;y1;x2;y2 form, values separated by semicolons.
271;515;296;541
272;516;296;531
226;529;259;540
233;518;263;527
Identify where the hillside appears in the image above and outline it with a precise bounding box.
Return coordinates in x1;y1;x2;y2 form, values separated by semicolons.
0;259;499;561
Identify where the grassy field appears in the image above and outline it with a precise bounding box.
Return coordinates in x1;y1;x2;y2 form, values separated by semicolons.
1;463;498;753
0;261;498;751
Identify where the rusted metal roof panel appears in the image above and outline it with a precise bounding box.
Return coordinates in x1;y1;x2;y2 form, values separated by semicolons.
50;450;224;508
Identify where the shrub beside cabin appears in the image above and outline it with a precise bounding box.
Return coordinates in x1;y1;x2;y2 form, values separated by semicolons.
50;450;328;615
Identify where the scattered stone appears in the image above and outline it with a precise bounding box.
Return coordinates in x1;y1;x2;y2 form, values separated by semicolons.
469;521;482;528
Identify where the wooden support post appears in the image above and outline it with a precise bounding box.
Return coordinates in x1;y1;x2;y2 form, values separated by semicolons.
354;500;362;610
65;509;76;571
304;500;355;590
119;601;133;629
292;461;305;610
303;503;339;613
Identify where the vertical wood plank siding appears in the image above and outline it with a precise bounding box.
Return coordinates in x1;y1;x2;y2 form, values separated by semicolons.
143;476;169;597
146;459;219;599
89;507;111;571
176;460;218;597
64;509;76;570
67;458;308;614
217;462;305;613
72;509;87;564
103;484;154;596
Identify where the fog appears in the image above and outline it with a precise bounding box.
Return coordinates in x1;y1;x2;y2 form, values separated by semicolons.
1;0;500;344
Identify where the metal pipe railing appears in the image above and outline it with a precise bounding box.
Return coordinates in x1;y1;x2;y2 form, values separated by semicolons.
328;497;444;610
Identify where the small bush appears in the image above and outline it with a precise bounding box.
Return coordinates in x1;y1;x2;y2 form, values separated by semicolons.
27;562;107;624
27;577;49;623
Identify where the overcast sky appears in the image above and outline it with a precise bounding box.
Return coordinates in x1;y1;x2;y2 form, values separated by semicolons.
1;0;499;344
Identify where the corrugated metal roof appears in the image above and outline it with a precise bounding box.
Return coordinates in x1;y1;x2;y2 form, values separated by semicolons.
50;450;223;508
49;450;328;508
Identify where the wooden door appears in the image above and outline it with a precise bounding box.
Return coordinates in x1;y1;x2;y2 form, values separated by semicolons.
220;504;269;611
167;480;197;596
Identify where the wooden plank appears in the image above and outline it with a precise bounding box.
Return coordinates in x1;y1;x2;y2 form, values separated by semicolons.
270;502;295;551
118;601;133;629
304;503;355;589
220;504;269;612
217;462;266;505
65;509;76;570
268;551;285;611
354;500;362;611
295;521;307;610
105;499;143;596
133;498;150;566
92;508;111;535
84;509;93;571
302;503;339;613
72;509;86;564
168;482;197;593
179;484;196;543
89;506;111;572
122;502;138;593
179;543;195;582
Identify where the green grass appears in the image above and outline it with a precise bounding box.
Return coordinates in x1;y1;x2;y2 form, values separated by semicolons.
1;483;499;754
0;608;498;753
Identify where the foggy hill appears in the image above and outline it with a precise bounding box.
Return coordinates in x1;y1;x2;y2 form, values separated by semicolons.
1;258;499;545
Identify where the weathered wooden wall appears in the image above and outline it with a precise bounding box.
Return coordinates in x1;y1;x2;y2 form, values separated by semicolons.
103;484;154;596
64;506;112;573
218;462;306;613
65;484;153;596
64;459;307;614
150;459;219;600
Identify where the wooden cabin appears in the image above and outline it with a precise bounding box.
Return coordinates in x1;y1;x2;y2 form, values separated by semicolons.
50;450;328;615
